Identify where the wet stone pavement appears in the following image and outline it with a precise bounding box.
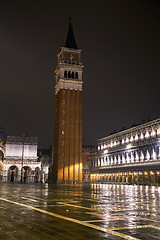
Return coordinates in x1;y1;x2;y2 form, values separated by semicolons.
0;183;160;240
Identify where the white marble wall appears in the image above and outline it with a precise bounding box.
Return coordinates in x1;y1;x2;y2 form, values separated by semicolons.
6;143;37;159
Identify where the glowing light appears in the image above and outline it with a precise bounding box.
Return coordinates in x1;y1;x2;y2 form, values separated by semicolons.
147;150;150;161
130;136;133;142
122;154;125;163
151;130;155;137
126;144;131;149
145;131;149;138
44;167;49;174
150;171;154;175
141;152;144;161
141;132;144;139
131;152;134;162
135;134;138;141
144;171;148;175
152;149;157;160
104;149;108;154
136;152;139;161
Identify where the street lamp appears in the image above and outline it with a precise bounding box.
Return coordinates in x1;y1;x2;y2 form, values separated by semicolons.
21;134;25;183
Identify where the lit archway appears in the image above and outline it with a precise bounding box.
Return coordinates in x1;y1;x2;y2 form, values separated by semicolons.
21;166;32;183
0;150;4;161
35;167;41;183
0;162;3;181
9;166;18;182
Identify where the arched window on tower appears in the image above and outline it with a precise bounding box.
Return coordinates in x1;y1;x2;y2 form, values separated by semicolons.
68;71;71;78
64;71;67;78
72;72;74;79
75;72;78;79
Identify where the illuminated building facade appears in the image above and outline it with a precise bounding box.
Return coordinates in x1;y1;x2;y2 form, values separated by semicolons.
0;133;41;183
82;145;97;183
38;147;52;183
90;118;160;185
53;15;83;183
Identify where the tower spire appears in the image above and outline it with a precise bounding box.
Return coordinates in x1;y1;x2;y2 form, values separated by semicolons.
63;13;78;49
68;11;71;23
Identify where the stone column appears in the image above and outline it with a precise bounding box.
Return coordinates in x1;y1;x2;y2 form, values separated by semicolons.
150;171;156;185
138;172;142;185
2;170;8;183
132;172;135;184
122;173;125;183
17;170;21;182
128;172;132;184
153;171;156;185
156;171;160;185
115;174;118;182
142;171;145;185
147;171;150;185
137;172;140;185
126;173;128;183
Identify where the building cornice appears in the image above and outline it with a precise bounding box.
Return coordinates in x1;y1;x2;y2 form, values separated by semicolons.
55;79;83;95
99;118;160;142
91;159;160;172
60;47;82;53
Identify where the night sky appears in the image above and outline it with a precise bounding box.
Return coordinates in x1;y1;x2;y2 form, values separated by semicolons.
0;0;160;148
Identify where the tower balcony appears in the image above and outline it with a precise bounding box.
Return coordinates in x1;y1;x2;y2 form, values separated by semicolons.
59;60;82;66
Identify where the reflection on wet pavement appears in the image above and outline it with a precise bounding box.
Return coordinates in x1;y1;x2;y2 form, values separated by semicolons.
0;183;160;239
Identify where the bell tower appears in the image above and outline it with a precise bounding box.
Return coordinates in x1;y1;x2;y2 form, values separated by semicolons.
53;14;83;183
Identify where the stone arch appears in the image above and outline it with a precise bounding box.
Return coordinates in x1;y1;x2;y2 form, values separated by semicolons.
9;165;18;182
0;162;3;170
0;162;3;181
0;146;5;159
21;166;32;183
35;167;41;183
0;150;4;161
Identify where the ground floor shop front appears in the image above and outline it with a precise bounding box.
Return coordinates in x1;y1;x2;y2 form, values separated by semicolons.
90;163;160;185
0;161;41;183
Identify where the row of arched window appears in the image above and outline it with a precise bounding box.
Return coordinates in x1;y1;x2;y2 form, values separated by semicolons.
64;71;78;79
91;147;159;168
99;128;160;150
